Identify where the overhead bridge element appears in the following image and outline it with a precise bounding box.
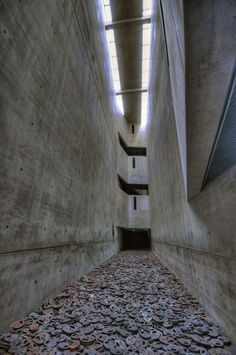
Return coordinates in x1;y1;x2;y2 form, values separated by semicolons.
116;88;147;96
105;16;151;30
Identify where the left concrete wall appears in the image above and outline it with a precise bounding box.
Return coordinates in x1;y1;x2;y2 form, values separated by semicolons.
0;0;118;330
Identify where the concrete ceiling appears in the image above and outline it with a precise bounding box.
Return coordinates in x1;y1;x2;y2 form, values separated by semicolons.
110;0;143;123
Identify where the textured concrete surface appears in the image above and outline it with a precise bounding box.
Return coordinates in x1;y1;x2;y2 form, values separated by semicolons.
117;188;129;228
0;0;119;331
0;0;152;332
127;123;147;147
128;195;150;229
1;0;235;349
117;128;148;186
148;0;236;344
161;0;186;190
117;144;128;182
117;188;150;230
128;156;148;185
118;147;148;186
185;0;236;198
117;121;149;230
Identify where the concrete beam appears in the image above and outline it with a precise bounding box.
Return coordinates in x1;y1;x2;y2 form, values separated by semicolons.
105;16;151;30
116;88;147;95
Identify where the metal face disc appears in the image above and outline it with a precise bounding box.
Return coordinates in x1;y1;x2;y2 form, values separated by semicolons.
0;252;232;354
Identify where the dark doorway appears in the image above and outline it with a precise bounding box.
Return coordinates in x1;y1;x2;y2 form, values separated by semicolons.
118;228;151;250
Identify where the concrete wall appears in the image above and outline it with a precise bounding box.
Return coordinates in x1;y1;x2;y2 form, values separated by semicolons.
117;188;129;227
117;144;128;182
128;156;148;185
128;195;150;229
161;0;186;190
148;0;236;343
185;0;236;198
117;190;150;230
127;123;147;147
117;122;149;229
117;130;148;186
0;0;119;330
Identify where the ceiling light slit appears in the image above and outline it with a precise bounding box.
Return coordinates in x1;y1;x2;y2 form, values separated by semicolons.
141;0;152;128
143;0;152;16
103;0;124;115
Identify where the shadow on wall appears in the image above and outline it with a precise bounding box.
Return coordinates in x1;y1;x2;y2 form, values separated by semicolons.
188;164;236;259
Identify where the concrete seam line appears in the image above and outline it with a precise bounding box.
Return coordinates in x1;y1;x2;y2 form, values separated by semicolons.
0;240;114;256
154;241;236;261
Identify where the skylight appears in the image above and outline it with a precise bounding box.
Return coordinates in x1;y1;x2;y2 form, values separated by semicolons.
103;0;152;123
103;0;112;22
103;1;124;114
143;0;152;16
142;24;151;88
141;1;152;128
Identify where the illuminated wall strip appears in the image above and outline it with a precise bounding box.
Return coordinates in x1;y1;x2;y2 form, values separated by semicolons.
103;0;124;114
141;0;152;128
143;0;152;16
103;0;112;21
142;24;151;88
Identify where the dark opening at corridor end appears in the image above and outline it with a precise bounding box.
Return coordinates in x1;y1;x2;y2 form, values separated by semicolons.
118;227;151;250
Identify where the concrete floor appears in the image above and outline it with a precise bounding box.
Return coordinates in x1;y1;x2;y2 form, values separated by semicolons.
0;251;233;354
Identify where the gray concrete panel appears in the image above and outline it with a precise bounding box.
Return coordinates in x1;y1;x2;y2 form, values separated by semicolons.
185;0;236;198
148;0;236;343
0;0;118;330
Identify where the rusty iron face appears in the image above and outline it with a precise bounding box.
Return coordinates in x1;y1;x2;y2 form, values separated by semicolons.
0;251;233;354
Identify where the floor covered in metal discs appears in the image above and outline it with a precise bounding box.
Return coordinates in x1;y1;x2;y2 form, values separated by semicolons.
0;251;234;354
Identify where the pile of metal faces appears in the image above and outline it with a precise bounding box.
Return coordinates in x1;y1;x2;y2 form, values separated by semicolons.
0;251;233;354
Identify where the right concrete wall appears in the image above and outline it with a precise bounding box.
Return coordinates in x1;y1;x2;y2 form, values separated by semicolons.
148;0;236;343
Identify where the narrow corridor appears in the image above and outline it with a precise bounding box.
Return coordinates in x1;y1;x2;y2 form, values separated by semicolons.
0;251;233;354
